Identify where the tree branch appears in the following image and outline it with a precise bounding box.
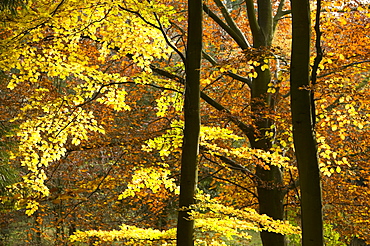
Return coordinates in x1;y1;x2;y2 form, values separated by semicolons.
153;12;186;63
118;5;160;30
311;0;323;127
203;4;249;50
202;51;252;88
245;0;261;45
149;65;256;143
213;0;251;48
213;175;258;198
118;5;186;63
55;151;126;225
273;0;291;32
318;60;370;78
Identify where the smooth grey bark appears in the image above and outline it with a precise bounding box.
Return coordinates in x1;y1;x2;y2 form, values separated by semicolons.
290;0;324;245
176;0;202;245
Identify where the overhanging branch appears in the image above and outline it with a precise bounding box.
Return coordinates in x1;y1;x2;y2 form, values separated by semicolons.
203;4;249;50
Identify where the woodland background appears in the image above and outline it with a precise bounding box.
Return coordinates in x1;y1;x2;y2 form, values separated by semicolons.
0;0;369;245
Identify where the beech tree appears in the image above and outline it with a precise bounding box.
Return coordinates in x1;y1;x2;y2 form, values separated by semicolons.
0;0;300;245
290;0;324;245
176;0;202;244
1;0;369;245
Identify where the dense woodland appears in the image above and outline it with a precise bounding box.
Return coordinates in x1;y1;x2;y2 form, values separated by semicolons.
0;0;369;245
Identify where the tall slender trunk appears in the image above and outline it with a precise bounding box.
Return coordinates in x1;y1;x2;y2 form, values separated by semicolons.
290;0;324;245
251;64;286;246
248;1;286;245
176;0;202;245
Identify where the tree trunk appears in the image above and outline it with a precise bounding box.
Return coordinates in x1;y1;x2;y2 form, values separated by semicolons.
176;0;202;245
290;0;324;245
248;1;287;245
34;211;42;246
251;65;286;246
350;237;369;246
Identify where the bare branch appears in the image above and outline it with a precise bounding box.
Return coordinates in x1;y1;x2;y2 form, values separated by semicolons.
213;175;258;198
202;51;252;88
153;12;186;63
118;5;160;30
203;4;249;50
273;0;291;32
213;0;251;48
245;0;261;45
311;0;323;127
318;60;370;78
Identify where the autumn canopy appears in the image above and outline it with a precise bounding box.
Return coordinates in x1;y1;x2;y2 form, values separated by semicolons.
0;0;369;245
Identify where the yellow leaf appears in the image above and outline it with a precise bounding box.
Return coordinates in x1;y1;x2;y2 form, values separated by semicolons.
253;61;260;66
7;82;16;90
71;138;81;145
261;64;269;71
339;19;347;25
331;125;337;131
